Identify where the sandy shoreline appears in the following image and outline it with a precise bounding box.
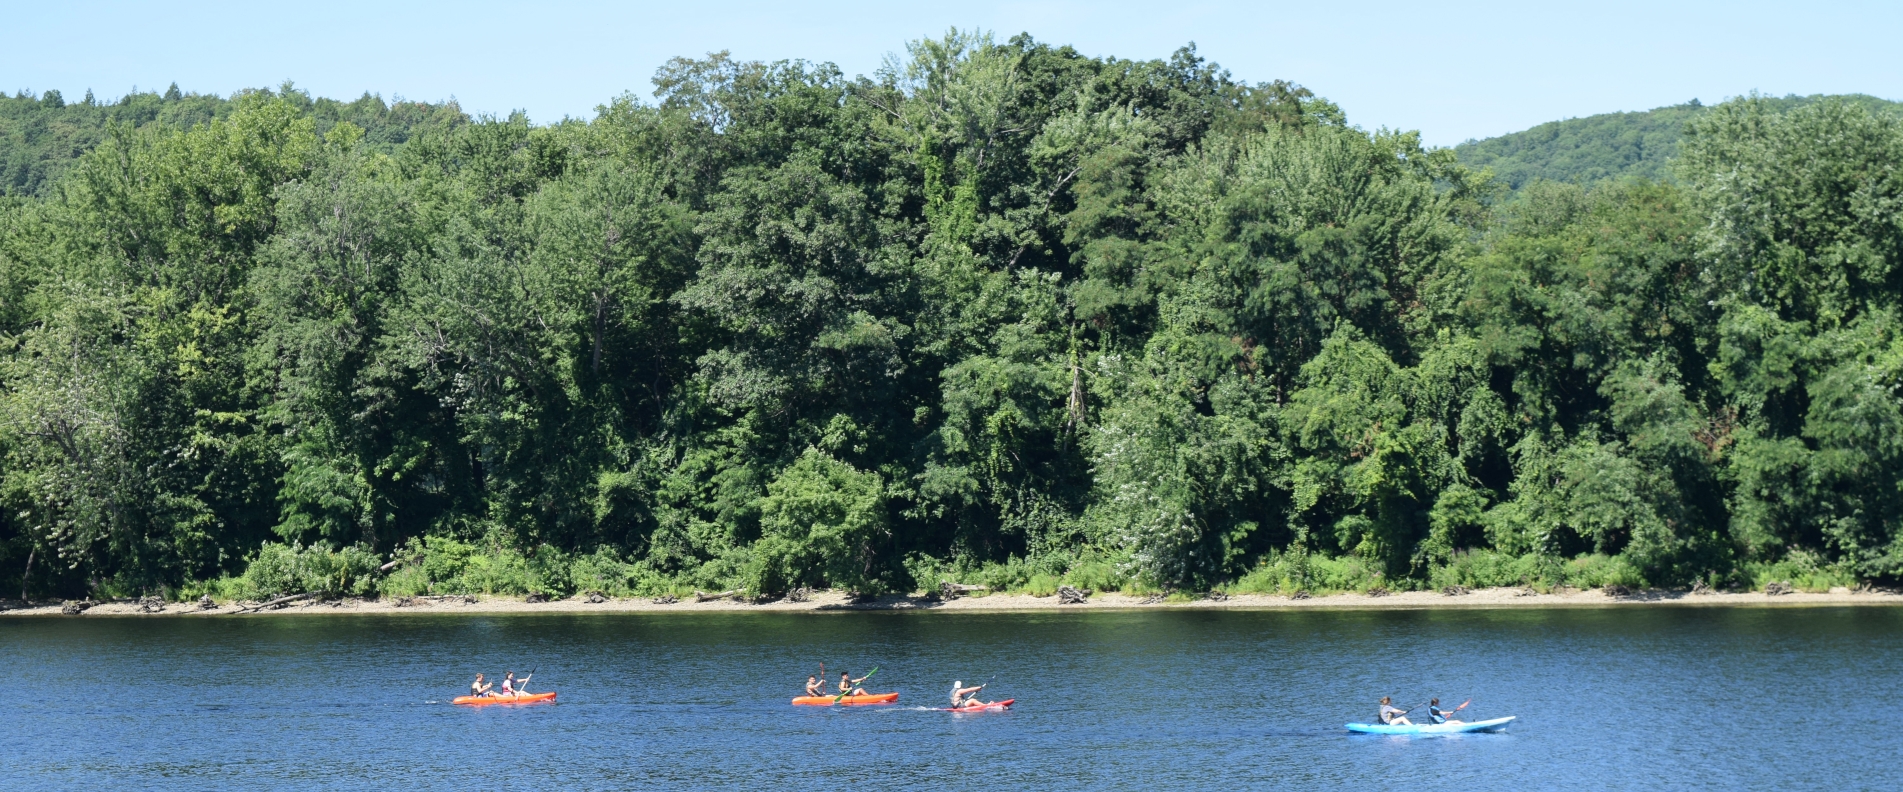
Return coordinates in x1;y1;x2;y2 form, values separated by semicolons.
5;586;1899;617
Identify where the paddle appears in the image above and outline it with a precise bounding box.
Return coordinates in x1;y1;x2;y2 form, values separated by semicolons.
517;665;538;697
833;666;878;704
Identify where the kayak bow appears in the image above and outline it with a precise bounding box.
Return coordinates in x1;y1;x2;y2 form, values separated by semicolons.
792;692;899;706
454;691;557;706
1345;716;1514;734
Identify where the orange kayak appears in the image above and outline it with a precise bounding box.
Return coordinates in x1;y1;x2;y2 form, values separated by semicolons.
454;691;557;706
791;692;899;706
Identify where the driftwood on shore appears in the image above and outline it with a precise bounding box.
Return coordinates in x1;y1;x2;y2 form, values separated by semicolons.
1057;585;1091;604
231;592;318;614
695;589;740;602
937;581;987;601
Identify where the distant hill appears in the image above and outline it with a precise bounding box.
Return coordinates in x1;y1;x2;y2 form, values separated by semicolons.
1453;94;1903;193
0;84;467;196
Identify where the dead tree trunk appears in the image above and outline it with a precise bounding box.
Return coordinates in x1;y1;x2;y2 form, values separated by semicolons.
938;581;987;601
231;592;318;614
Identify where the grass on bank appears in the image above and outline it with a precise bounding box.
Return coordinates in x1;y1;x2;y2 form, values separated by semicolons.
177;538;1863;604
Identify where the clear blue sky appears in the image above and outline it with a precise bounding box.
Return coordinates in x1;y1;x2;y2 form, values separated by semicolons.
8;1;1899;146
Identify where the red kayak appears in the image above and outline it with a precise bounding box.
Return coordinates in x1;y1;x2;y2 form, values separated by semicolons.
454;691;557;706
945;698;1014;712
792;692;899;706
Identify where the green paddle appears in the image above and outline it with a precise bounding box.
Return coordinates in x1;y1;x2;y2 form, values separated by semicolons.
832;666;879;704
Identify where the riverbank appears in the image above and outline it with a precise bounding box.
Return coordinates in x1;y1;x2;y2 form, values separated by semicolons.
5;585;1898;616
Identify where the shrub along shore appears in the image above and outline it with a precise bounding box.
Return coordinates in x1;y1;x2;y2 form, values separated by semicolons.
3;32;1901;605
6;584;1896;618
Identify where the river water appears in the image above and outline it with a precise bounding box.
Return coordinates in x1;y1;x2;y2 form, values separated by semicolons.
4;606;1899;790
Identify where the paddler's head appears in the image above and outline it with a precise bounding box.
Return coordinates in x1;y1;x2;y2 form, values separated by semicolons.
954;681;962;689
475;674;484;681
1431;698;1440;706
1380;696;1391;705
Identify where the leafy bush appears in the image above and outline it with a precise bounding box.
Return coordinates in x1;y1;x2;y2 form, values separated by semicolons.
1740;551;1858;592
1562;554;1645;589
222;542;381;600
1227;548;1383;594
1024;573;1060;597
742;449;889;597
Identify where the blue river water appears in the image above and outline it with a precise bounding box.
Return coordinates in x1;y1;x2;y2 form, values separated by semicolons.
4;606;1899;790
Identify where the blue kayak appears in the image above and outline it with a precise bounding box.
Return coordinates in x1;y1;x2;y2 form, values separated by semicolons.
1346;716;1515;734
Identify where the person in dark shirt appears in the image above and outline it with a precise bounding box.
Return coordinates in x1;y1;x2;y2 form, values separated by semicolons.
1427;697;1464;725
837;671;868;696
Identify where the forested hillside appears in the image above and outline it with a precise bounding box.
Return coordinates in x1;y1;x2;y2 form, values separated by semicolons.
0;84;466;196
1454;94;1902;192
4;33;1900;603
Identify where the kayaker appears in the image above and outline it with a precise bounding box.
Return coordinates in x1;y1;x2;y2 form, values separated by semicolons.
1378;696;1413;726
838;671;868;696
1427;698;1462;725
805;676;826;697
514;671;534;695
950;681;987;708
498;671;518;697
470;674;492;698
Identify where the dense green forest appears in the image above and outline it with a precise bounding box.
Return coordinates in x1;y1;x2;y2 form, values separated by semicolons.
1455;94;1903;193
0;84;466;197
3;32;1900;602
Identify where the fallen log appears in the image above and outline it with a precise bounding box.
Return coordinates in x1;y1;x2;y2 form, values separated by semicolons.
378;554;422;574
231;592;318;614
695;589;740;602
1056;585;1091;604
937;581;987;601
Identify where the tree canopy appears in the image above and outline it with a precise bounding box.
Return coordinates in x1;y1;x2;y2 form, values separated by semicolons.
1454;94;1902;194
3;34;1899;601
